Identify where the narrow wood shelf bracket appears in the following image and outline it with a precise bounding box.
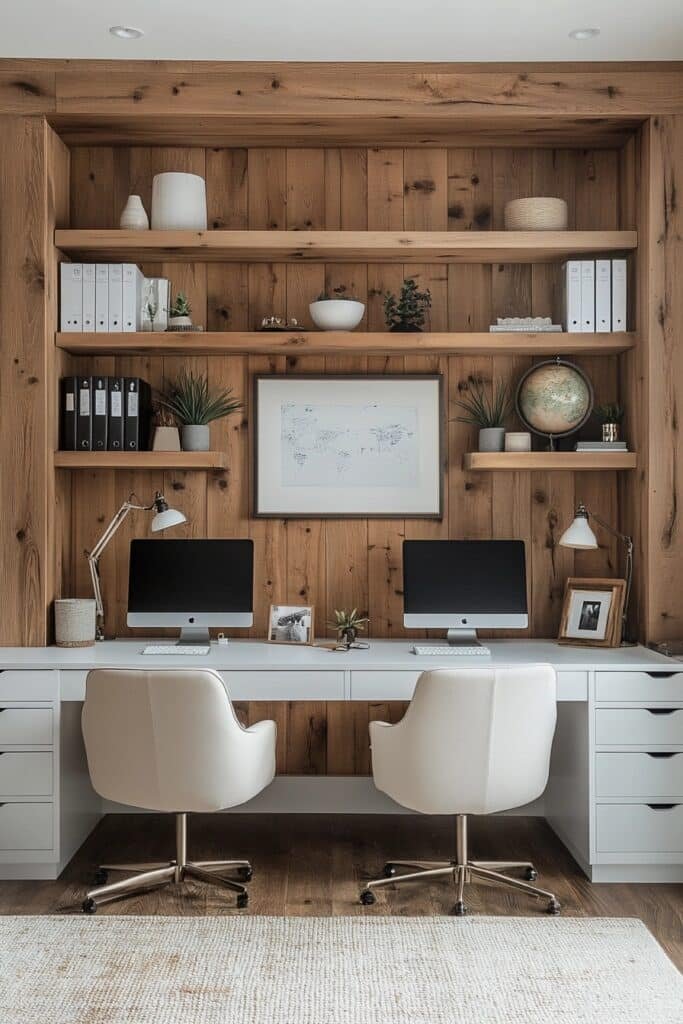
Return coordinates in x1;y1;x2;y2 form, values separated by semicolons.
54;229;637;264
54;451;227;470
463;452;638;471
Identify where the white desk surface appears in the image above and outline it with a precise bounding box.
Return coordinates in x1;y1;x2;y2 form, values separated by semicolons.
0;638;674;672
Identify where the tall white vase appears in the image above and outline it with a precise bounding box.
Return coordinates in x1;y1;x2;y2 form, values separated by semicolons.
119;194;149;230
151;173;207;230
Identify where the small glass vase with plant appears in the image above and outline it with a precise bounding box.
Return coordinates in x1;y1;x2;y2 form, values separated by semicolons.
596;403;625;443
384;278;432;332
158;371;243;452
167;291;193;330
328;608;369;650
452;378;512;452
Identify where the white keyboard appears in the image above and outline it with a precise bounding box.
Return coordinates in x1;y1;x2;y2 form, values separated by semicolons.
142;645;211;656
411;645;491;657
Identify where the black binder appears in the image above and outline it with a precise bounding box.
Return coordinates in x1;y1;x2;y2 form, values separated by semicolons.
91;376;108;451
76;376;92;451
59;376;78;451
107;377;124;451
123;378;151;451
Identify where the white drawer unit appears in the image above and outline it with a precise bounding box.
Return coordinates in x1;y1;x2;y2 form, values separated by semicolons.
0;708;53;746
350;671;420;701
596;803;683;854
595;708;683;747
595;752;683;799
0;803;53;850
0;671;57;702
220;671;345;701
595;671;683;703
0;752;53;797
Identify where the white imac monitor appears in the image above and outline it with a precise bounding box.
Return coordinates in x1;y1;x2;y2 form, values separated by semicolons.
403;540;528;646
127;539;254;644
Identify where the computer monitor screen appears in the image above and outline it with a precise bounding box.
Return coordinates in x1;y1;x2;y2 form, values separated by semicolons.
403;540;528;639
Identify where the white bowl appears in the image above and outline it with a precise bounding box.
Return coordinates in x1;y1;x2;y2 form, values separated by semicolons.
309;299;365;331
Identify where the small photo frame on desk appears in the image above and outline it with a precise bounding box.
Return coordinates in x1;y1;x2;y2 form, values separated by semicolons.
268;605;315;645
558;577;626;648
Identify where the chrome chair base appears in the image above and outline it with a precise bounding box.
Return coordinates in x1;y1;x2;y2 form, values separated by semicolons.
82;813;252;913
360;814;561;916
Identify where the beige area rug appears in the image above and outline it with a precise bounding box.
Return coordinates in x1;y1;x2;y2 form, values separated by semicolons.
0;915;681;1023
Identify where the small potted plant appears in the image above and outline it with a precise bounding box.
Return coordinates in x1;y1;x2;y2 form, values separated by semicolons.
596;403;625;443
329;608;369;649
151;404;181;452
384;278;432;332
158;371;243;451
167;291;193;330
453;378;511;452
309;285;365;331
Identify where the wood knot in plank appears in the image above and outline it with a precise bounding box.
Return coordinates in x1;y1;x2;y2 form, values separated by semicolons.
12;80;42;96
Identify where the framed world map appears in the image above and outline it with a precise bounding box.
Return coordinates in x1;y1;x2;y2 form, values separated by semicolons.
253;375;443;518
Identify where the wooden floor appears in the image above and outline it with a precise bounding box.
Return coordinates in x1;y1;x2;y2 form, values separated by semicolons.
1;814;681;968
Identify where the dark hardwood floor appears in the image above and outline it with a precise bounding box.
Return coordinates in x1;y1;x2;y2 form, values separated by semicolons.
1;814;681;968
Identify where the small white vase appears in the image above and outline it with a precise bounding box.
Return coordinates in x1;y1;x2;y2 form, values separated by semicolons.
152;426;181;452
119;194;149;230
151;172;207;230
479;427;505;452
182;424;210;451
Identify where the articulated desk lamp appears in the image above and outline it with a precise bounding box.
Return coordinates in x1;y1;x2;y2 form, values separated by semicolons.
87;492;186;641
559;503;634;646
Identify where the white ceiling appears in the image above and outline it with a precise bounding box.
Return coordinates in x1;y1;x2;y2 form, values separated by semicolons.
3;0;683;61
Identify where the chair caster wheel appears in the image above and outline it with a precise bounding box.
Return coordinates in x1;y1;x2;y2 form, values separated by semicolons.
383;863;397;878
238;867;253;882
236;893;249;909
93;869;108;886
82;898;97;915
453;900;467;917
524;868;538;882
360;889;376;906
547;898;561;915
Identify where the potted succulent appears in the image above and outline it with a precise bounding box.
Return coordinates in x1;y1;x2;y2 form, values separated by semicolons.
167;291;193;330
158;371;243;451
453;378;512;452
151;404;181;452
329;608;369;649
309;285;365;331
384;278;432;332
596;403;625;443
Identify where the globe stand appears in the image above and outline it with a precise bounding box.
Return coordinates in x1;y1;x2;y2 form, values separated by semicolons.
515;358;594;453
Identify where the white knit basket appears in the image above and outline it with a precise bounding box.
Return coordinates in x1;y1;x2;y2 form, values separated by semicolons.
55;599;96;648
504;197;568;231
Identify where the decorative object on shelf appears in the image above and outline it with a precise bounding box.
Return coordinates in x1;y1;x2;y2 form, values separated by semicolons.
54;598;96;648
596;403;625;443
119;194;149;231
159;371;243;452
151;405;181;452
516;358;594;450
329;608;369;650
141;277;170;332
167;291;193;329
87;492;186;640
489;316;562;334
384;278;431;332
268;605;315;645
559;504;634;645
504;431;532;452
504;197;568;231
557;577;626;648
254;374;442;517
575;441;628;451
309;286;365;331
452;377;511;453
151;172;208;230
259;316;302;332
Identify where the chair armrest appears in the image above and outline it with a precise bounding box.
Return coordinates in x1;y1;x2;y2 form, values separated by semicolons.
246;719;276;739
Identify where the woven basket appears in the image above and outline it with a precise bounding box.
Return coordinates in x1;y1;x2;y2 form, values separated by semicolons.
55;599;96;647
504;197;568;231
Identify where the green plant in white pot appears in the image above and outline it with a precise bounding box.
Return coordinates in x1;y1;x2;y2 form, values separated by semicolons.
158;372;243;452
452;378;511;452
168;291;193;330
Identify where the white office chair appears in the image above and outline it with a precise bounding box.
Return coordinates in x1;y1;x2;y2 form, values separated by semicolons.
81;668;276;913
360;664;560;915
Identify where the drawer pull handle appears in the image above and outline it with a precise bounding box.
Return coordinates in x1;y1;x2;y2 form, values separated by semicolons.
646;751;676;758
646;803;678;810
645;672;679;679
646;708;677;715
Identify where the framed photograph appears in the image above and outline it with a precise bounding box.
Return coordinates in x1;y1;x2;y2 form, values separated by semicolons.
253;375;443;518
558;578;626;648
268;605;315;645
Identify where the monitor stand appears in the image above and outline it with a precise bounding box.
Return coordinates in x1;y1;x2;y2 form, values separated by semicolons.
177;627;211;646
446;628;484;648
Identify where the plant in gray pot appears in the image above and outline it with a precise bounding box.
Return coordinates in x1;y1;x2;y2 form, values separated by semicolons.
158;371;243;452
452;377;512;452
329;608;369;650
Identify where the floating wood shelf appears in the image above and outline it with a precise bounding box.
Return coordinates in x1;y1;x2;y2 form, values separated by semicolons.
56;331;636;357
54;229;637;264
54;451;227;470
463;452;638;471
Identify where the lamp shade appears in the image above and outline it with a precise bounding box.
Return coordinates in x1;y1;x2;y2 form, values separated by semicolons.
559;514;598;550
151;506;187;533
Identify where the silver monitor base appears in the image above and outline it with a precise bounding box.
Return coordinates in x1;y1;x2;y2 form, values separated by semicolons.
177;627;211;645
446;628;483;648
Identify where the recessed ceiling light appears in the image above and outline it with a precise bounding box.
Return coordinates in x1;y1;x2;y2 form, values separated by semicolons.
569;28;600;40
109;25;144;40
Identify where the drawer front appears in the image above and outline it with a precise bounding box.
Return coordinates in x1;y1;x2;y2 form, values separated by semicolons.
0;671;56;702
220;671;345;701
0;709;52;746
350;671;421;701
557;671;588;701
596;803;683;854
596;671;683;703
595;752;683;799
0;803;53;850
0;752;53;797
595;708;683;746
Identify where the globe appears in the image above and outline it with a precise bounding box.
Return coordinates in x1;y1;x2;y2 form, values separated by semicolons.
517;361;592;437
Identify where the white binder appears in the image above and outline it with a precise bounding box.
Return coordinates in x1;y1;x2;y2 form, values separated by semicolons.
122;264;145;332
561;261;582;332
108;264;123;332
95;265;109;332
60;263;83;332
595;259;612;333
580;260;595;332
82;264;95;332
611;259;627;332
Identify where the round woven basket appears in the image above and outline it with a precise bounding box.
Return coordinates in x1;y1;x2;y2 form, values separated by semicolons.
504;197;568;231
55;599;96;647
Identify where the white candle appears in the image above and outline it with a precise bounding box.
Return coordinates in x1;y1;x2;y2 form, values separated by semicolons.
505;432;532;452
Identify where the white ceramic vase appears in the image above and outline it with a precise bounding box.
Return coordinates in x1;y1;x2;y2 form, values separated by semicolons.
309;299;365;331
182;424;210;451
479;427;505;452
151;172;208;230
119;194;149;230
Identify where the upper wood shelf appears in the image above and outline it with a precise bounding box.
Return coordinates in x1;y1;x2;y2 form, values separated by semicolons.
56;331;635;357
54;451;227;470
463;452;638;471
54;230;637;264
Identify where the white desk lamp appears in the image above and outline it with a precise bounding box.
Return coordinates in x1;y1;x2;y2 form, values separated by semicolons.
559;503;634;646
87;492;186;640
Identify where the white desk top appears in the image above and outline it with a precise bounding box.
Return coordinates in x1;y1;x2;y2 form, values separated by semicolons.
0;638;674;673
